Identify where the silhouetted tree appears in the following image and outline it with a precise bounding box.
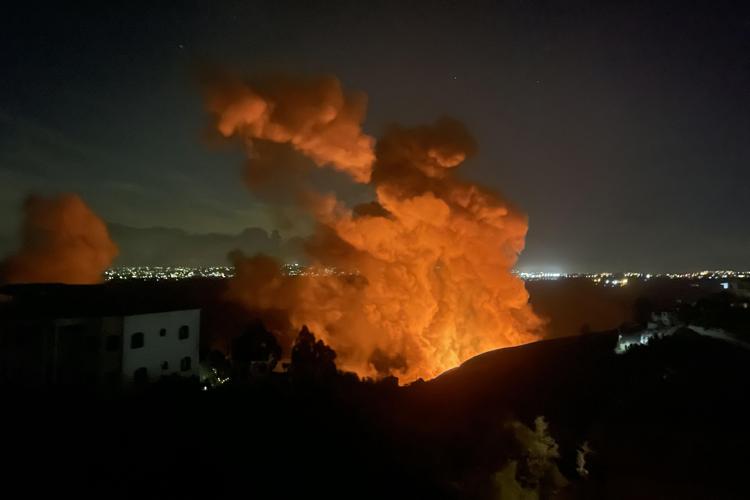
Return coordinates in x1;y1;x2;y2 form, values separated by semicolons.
289;325;337;382
206;349;231;379
231;320;282;379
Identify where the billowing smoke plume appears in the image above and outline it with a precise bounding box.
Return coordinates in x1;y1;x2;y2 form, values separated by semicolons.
207;74;375;183
0;194;118;284
212;74;542;382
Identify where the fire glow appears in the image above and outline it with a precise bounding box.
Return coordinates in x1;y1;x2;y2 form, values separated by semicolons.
0;194;118;285
208;74;543;382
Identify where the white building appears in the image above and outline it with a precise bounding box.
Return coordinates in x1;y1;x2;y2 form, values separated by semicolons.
119;310;200;384
0;284;200;388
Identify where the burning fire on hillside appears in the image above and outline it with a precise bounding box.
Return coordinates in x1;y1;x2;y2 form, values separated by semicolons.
207;74;543;382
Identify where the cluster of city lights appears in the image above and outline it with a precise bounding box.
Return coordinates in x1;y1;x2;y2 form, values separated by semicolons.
514;272;565;280
105;266;235;281
106;264;356;281
515;270;749;286
588;270;748;280
107;266;750;283
514;271;628;286
283;264;354;277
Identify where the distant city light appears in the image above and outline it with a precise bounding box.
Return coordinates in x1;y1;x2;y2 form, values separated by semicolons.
104;264;358;281
105;266;750;284
104;266;235;281
514;270;750;286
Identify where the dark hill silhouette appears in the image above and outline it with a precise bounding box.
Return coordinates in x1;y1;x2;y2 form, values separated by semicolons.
404;330;750;499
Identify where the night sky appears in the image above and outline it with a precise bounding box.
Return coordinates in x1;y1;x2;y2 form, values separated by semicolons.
1;0;749;273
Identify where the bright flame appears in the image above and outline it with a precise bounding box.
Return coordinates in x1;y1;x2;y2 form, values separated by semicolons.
210;74;543;382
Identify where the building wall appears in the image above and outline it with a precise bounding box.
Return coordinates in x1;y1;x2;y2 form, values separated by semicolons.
121;309;200;384
53;317;106;385
0;319;56;385
99;316;125;386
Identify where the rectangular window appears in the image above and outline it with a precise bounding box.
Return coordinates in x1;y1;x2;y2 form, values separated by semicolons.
180;356;192;371
178;325;189;340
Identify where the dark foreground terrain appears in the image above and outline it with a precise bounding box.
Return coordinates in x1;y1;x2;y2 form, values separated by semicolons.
4;327;750;500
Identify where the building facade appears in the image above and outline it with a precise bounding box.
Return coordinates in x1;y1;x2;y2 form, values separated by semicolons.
120;309;200;384
0;286;200;388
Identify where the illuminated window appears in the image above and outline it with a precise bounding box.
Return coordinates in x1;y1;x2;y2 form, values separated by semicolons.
180;356;191;371
178;325;189;340
130;332;144;349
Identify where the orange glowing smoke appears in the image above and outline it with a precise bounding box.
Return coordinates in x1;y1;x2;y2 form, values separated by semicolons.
207;74;375;183
212;75;543;382
0;194;118;284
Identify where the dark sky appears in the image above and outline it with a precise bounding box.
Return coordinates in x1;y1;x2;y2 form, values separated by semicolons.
1;0;749;273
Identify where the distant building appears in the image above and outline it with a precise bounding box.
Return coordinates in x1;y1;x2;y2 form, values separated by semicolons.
615;312;679;354
0;284;200;388
615;329;657;354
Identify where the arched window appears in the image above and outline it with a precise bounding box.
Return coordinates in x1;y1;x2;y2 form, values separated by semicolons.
130;332;144;349
178;325;189;340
